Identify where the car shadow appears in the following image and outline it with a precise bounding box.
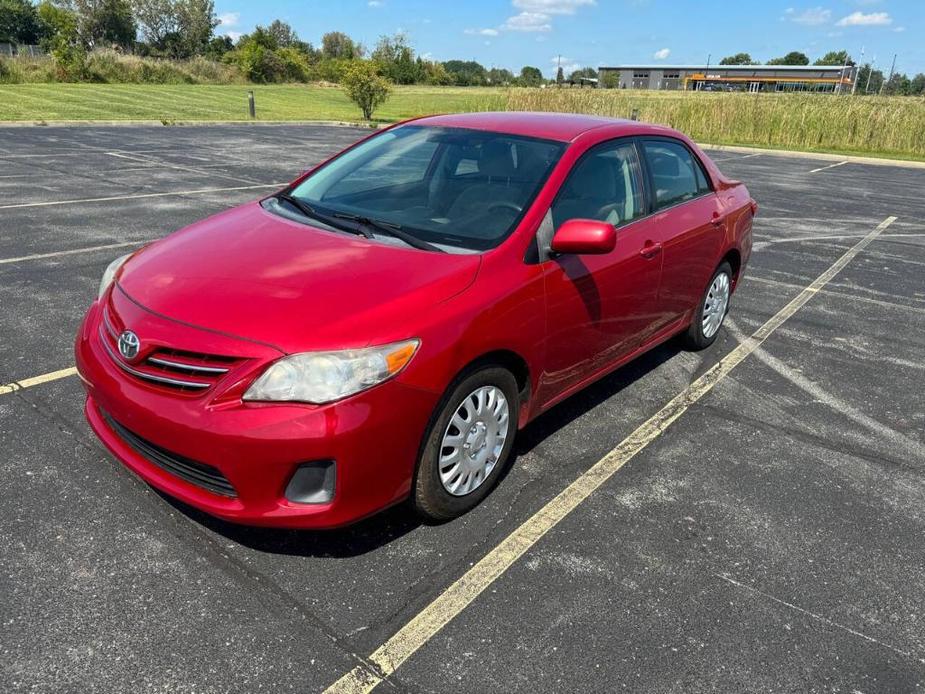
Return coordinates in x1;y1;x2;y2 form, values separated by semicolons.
157;336;684;558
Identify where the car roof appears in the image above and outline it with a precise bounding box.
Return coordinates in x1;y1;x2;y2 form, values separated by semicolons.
409;111;675;143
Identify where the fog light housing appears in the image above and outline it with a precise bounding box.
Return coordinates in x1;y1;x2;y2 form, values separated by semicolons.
285;460;336;504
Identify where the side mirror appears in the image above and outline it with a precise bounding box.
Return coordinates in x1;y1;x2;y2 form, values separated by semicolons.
550;219;616;256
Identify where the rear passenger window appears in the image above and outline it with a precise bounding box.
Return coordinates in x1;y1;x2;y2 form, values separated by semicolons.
552;141;645;229
643;140;709;210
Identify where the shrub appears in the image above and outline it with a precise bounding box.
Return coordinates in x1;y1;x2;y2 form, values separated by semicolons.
341;60;391;120
234;41;284;83
276;46;311;82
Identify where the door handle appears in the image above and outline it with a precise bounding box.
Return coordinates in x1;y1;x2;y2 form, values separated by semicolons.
711;213;727;228
639;242;663;259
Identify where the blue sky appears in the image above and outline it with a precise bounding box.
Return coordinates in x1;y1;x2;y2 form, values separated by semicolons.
213;0;924;77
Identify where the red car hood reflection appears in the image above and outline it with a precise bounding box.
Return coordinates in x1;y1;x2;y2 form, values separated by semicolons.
117;202;481;353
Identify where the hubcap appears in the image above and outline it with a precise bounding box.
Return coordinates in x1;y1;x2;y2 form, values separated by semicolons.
439;385;510;496
702;271;730;339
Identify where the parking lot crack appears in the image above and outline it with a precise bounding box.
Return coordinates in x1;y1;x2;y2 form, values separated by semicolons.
715;572;925;665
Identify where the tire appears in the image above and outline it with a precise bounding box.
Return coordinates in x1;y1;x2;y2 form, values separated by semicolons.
413;366;520;522
683;261;733;350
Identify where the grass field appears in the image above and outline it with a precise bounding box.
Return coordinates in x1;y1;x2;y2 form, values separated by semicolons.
0;84;505;124
1;83;923;160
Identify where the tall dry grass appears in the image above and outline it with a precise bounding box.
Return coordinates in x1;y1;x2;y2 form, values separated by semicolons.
0;50;244;85
504;88;925;158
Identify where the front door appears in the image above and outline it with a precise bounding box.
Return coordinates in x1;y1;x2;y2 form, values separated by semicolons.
537;139;663;408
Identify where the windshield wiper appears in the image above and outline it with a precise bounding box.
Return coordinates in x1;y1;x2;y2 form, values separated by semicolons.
332;211;445;253
273;193;373;239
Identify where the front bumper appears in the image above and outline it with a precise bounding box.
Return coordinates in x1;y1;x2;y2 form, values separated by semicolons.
76;297;439;529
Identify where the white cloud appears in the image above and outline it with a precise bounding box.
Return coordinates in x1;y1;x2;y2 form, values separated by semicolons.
893;26;906;32
465;28;500;36
368;0;383;6
503;12;553;32
836;11;892;26
225;31;242;41
512;0;595;15
217;12;239;28
653;47;670;60
501;0;595;33
783;7;832;25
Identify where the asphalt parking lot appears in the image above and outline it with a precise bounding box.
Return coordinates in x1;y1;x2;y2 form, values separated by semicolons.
1;123;923;693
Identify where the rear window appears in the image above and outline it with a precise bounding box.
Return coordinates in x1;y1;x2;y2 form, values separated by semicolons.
643;140;711;210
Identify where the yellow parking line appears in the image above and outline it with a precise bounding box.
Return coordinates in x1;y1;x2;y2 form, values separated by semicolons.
0;367;79;396
325;214;898;694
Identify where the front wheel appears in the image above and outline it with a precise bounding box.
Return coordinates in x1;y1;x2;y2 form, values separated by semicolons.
683;261;732;350
413;367;519;522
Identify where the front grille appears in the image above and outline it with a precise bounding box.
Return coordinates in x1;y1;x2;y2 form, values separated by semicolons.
100;304;244;393
101;409;237;497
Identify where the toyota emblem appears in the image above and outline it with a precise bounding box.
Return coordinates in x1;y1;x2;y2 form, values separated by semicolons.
117;330;140;360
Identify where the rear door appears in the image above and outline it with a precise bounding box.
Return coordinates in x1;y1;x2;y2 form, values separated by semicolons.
641;139;724;322
536;138;663;407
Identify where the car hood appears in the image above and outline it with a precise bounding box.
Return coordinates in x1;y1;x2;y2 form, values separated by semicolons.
117;201;481;353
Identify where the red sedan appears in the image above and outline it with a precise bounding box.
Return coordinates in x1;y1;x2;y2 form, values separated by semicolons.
76;112;756;528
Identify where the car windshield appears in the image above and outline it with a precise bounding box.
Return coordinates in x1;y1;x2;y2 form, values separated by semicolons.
284;125;565;252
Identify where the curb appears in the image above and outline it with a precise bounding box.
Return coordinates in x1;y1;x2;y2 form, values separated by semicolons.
700;143;925;169
0;119;380;129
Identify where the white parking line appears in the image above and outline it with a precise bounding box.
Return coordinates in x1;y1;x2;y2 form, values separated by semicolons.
0;183;282;210
809;161;848;174
324;215;898;694
105;151;263;185
0;241;147;266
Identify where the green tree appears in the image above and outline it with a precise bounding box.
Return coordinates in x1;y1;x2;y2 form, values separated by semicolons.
205;34;231;58
341;60;391;119
443;59;486;86
555;65;564;84
568;66;597;82
322;31;360;59
600;70;619;88
267;19;298;48
911;73;925;96
487;67;514;85
815;50;853;66
719;53;755;65
371;33;419;84
518;65;542;87
767;51;809;66
36;1;87;78
421;59;452;85
0;0;41;44
72;0;136;49
133;0;217;57
855;63;884;94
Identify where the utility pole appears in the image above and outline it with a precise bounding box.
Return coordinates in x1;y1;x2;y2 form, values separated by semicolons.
881;53;897;95
852;46;864;95
864;56;876;94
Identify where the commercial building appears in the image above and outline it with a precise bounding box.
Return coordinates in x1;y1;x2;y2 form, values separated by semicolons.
598;64;857;92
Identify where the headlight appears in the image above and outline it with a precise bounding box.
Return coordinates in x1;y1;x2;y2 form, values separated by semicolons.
98;253;132;299
243;339;420;404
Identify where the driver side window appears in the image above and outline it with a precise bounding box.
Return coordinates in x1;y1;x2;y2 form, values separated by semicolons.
552;141;645;229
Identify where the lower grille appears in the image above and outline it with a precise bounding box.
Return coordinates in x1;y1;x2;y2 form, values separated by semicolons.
101;410;237;498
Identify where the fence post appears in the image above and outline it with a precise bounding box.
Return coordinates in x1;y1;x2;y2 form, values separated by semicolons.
247;91;256;119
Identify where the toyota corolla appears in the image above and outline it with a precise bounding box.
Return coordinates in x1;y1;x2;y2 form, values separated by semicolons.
75;112;756;528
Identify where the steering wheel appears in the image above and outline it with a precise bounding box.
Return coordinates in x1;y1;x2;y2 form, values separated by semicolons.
485;201;523;215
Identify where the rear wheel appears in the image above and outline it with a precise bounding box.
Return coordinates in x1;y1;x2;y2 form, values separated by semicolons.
683;261;732;350
413;366;519;522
